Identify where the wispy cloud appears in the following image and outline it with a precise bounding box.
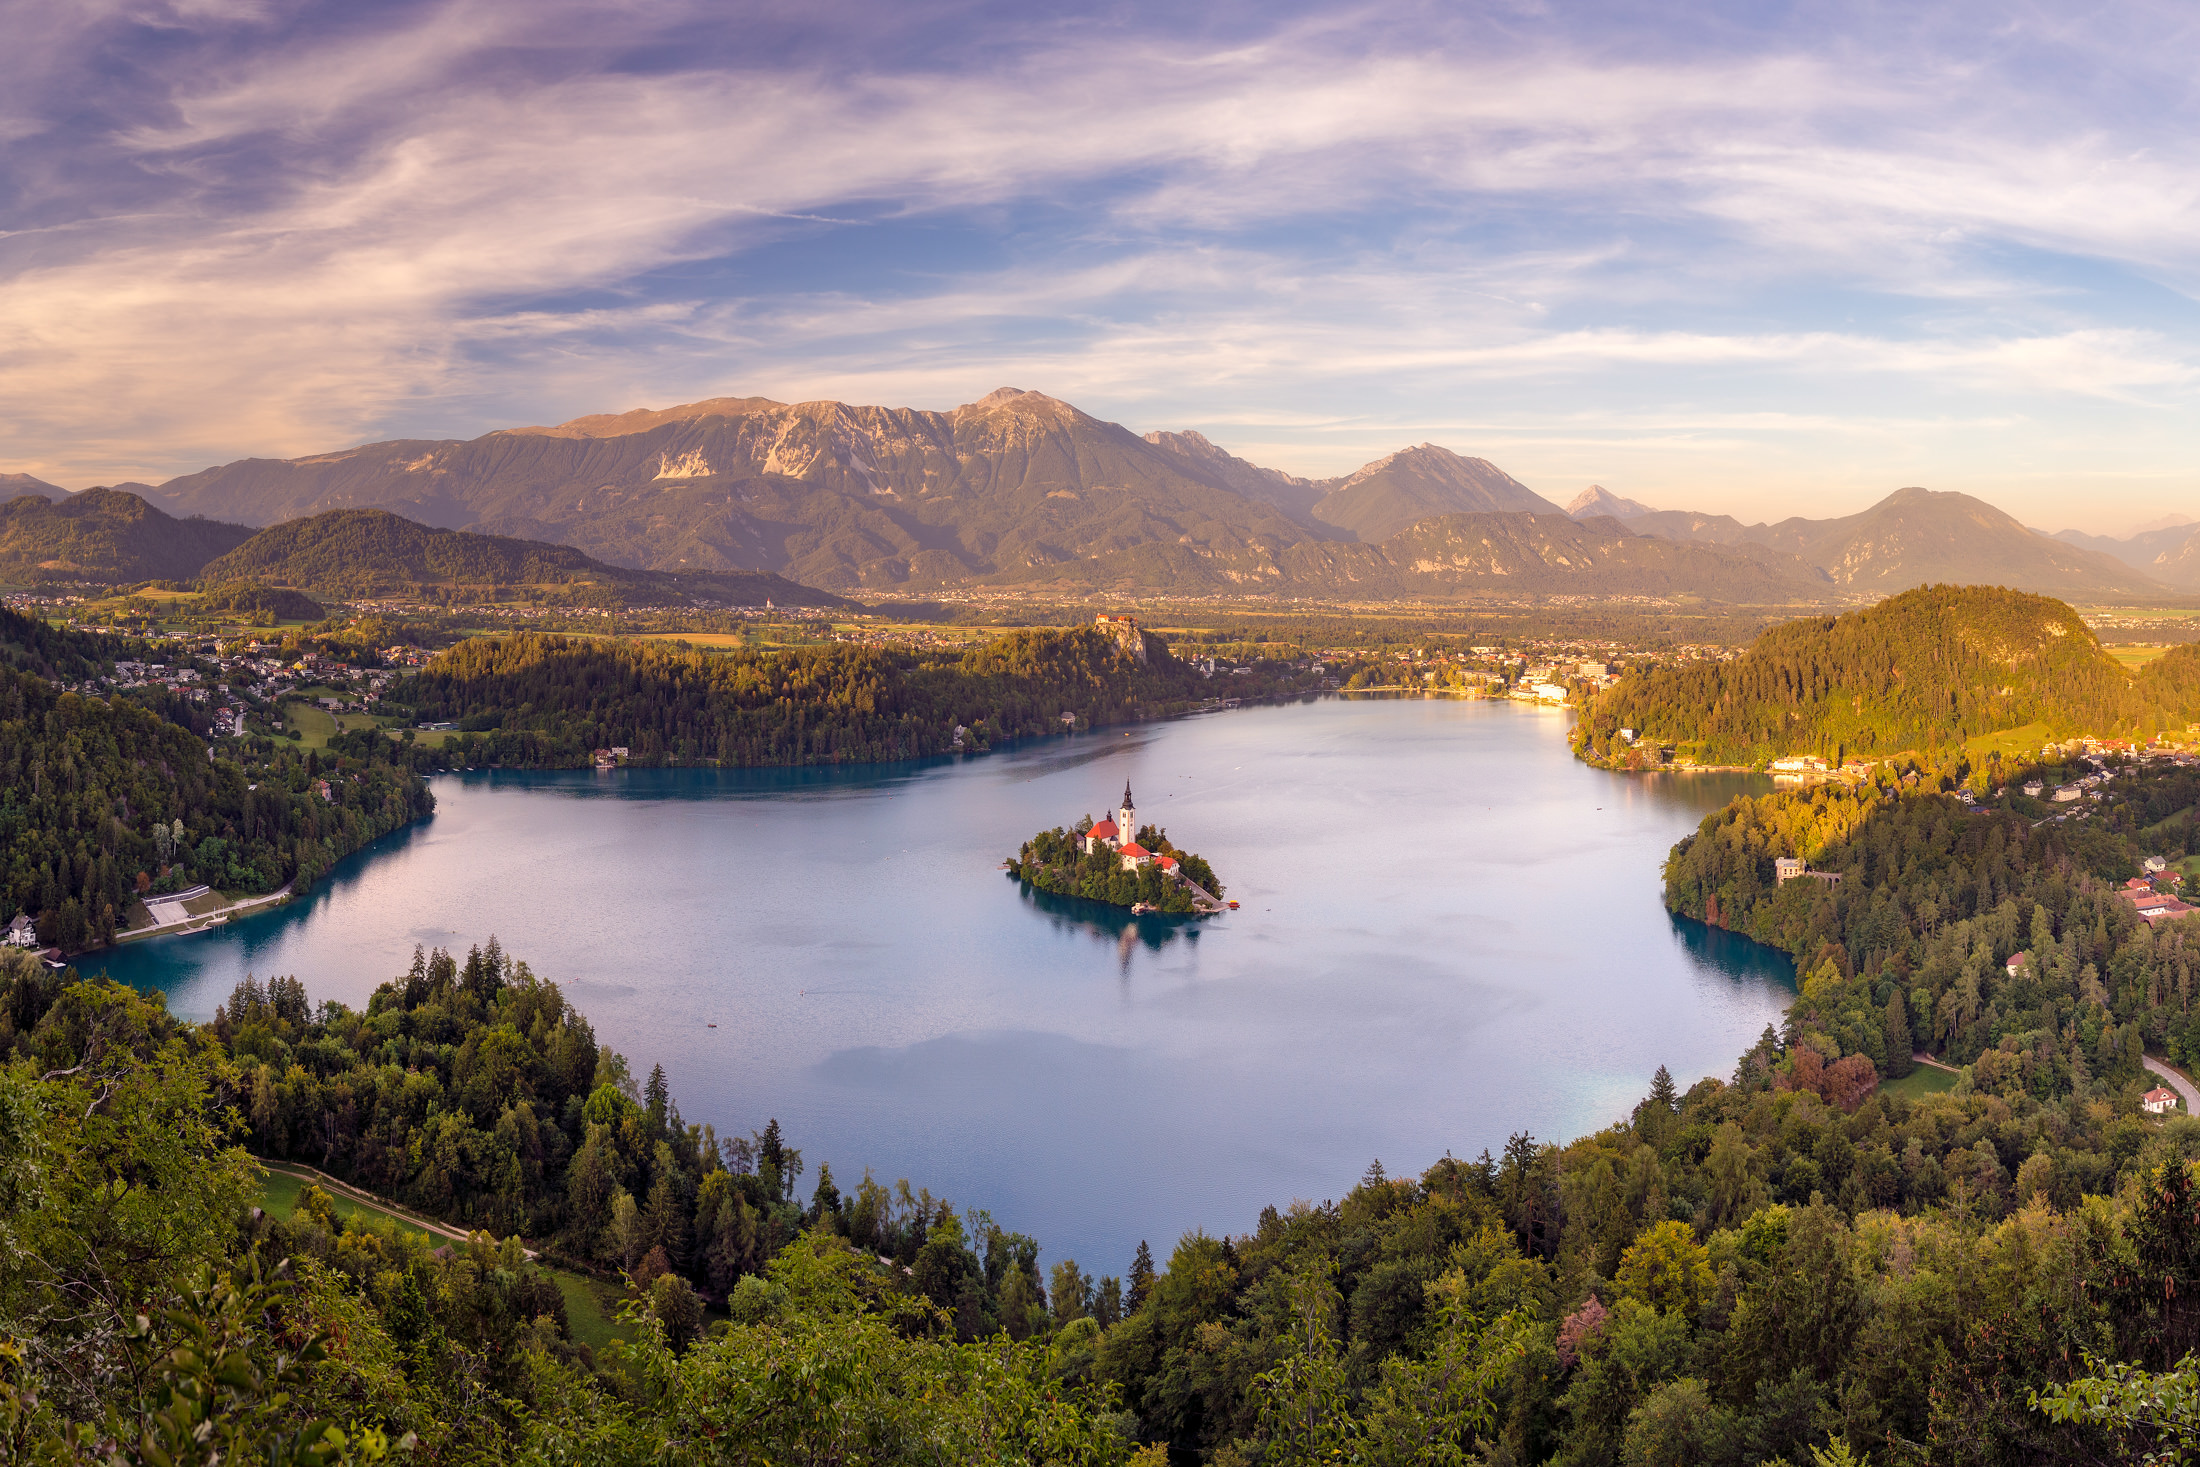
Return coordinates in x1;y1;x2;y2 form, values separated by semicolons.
2;0;2197;525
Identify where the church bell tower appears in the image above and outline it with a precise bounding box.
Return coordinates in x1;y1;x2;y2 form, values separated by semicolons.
1118;781;1137;845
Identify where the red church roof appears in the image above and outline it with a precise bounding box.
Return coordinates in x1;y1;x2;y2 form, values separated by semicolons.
1089;819;1118;839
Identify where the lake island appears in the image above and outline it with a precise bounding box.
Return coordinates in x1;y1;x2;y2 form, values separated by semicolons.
1006;781;1228;914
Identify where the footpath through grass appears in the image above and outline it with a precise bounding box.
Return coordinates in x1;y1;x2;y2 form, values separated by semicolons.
254;1163;629;1351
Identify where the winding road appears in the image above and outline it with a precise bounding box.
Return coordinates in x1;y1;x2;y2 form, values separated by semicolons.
2143;1056;2200;1114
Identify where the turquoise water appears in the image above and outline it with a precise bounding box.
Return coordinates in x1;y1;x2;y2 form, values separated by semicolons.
95;696;1792;1275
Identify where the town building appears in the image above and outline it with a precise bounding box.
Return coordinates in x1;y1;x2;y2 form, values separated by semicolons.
2125;889;2198;924
4;915;36;948
2144;1086;2180;1116
1775;857;1842;886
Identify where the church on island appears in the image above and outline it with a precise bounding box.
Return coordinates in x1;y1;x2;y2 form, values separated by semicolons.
1007;780;1229;914
1082;782;1180;876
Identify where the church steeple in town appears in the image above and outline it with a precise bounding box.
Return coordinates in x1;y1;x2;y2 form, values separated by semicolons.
1118;781;1137;843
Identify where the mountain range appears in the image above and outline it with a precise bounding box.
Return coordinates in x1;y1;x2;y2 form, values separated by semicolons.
15;387;2184;603
1563;484;2163;599
2052;520;2200;592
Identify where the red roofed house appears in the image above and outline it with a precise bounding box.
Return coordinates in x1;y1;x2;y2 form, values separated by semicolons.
2144;1085;2180;1115
2005;952;2028;977
1118;841;1152;871
2127;890;2199;924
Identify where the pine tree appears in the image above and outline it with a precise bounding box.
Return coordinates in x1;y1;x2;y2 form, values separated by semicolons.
1883;992;1915;1077
1648;1064;1678;1112
645;1064;670;1135
1128;1240;1156;1312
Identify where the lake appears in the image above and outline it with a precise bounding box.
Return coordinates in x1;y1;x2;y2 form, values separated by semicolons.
95;695;1792;1276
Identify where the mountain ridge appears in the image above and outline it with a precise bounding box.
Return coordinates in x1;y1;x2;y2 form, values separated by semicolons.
200;508;845;607
81;387;2190;603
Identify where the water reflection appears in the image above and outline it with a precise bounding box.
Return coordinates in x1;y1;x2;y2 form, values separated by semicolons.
1668;911;1797;990
1012;880;1204;975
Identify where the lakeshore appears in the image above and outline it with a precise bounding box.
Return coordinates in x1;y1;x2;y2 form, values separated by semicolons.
90;697;1792;1269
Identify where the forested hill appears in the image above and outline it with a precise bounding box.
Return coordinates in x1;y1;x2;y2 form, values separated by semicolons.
391;623;1208;767
0;602;125;681
1576;584;2200;766
0;656;433;950
0;486;253;583
199;507;844;608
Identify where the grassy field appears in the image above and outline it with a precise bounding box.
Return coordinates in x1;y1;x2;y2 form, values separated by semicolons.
254;1164;630;1351
2110;646;2171;669
1963;722;2055;759
1879;1063;1961;1101
552;1271;631;1354
276;694;386;748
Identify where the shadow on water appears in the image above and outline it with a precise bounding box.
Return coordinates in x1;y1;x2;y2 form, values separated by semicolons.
1668;912;1797;993
1012;879;1205;974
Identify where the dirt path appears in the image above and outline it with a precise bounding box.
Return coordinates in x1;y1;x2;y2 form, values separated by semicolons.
258;1158;535;1259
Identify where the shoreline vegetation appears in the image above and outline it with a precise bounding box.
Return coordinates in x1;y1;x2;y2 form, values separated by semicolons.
1;607;433;958
386;619;1319;771
16;900;2200;1460
1006;820;1225;915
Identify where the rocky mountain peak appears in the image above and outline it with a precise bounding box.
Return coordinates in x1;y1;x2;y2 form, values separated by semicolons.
1567;485;1656;519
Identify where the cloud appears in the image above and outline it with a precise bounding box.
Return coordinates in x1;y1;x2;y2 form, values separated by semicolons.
2;0;2198;501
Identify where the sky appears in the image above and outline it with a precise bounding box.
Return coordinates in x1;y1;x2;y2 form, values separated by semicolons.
4;0;2198;531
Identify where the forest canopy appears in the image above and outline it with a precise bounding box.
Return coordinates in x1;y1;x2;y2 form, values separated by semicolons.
1576;584;2200;767
11;926;2200;1462
393;623;1211;768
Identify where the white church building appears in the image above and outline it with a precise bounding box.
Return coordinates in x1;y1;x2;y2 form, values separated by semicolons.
1082;782;1179;875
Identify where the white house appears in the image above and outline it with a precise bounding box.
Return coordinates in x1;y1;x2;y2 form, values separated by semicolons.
2144;1085;2180;1115
4;915;35;948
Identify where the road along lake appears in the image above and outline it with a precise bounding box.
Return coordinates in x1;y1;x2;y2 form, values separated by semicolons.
97;695;1793;1274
